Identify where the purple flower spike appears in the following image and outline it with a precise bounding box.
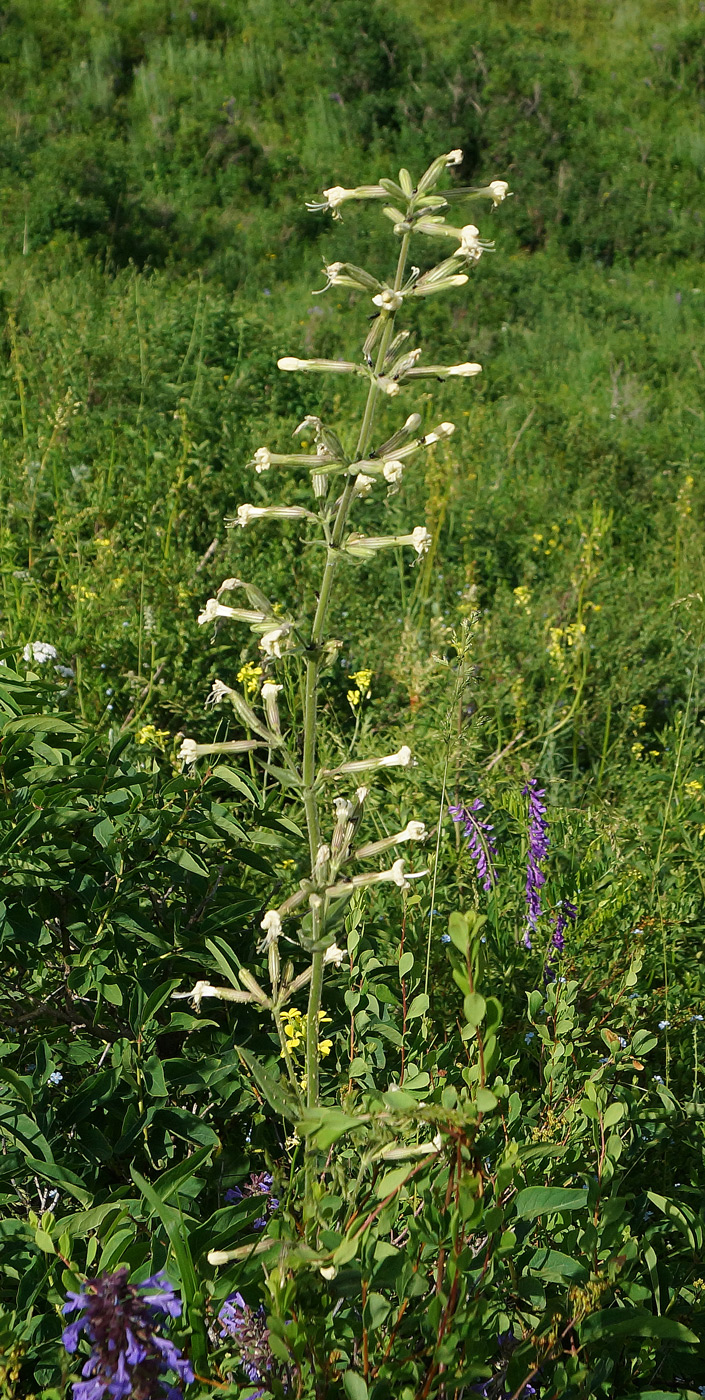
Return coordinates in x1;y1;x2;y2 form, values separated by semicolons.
449;800;498;892
225;1172;279;1226
522;779;550;945
61;1268;193;1400
218;1293;274;1385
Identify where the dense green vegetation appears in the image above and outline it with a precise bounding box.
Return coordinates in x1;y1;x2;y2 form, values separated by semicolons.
1;2;705;1397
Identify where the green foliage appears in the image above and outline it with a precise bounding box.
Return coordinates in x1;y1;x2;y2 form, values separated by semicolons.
0;2;704;1398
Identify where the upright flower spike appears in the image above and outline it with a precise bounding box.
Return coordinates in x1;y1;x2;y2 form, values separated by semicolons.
61;1269;193;1400
522;778;550;948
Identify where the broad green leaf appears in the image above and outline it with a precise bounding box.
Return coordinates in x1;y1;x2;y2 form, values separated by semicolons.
528;1247;588;1282
407;993;429;1019
130;1169;209;1374
343;1372;368;1400
153;1146;214;1203
24;1157;92;1207
514;1187;588;1219
463;992;486;1027
448;912;469;955
582;1310;698;1345
209;764;260;802
297;1107;362;1150
398;951;414;980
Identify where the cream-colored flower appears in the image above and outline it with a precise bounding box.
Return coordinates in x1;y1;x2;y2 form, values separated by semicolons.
277;357;309;371
447;362;482;377
383;460;404;485
446;149;463;166
460;224;484;261
178;738;199;765
488;179;510;203
323;185;350;209
409;526;432;556
424;422;455;445
253;447;271;473
398;820;426;841
206;677;235;705
259;627;287;659
323;943;345;967
234;504;264;527
372;289;403;312
379;745;413;768
353;473;375;497
260;909;283;945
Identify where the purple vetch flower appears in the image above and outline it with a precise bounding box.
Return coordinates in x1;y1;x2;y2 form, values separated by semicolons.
225;1172;280;1230
218;1293;273;1385
61;1269;193;1400
522;779;550;948
551;898;577;952
449;800;498;892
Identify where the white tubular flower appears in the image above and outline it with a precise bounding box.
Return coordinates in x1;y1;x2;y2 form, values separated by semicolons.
353;473;375;497
460;224;483;261
178;738;199;765
259;626;288;659
399;820;427;841
260;909;283;945
235;504;264;526
261;680;283;734
323;185;350;209
446;148;463;166
378;376;401;397
319;1264;338;1281
323;942;345;967
172;980;254;1011
334;797;354;822
447;362;482;377
383;459;404;485
380;745;413;768
372;288;403;312
424;422;456;446
488;179;510;203
278;357;310;371
278;356;360;375
198;598;228;624
253;447;271;473
206;678;235;705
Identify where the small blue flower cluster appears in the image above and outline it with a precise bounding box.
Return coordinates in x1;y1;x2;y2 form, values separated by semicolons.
225;1171;279;1231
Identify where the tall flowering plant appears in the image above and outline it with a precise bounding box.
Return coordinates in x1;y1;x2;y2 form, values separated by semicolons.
175;153;509;1146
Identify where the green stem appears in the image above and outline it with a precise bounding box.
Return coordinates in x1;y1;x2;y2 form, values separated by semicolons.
302;231;412;1118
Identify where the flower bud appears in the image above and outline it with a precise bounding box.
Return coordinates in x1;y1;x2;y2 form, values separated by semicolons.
372;288;403;312
261;681;283;735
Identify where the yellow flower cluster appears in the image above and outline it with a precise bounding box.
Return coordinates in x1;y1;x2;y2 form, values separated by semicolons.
347;668;373;710
280;1008;333;1060
237;661;262;698
135;724;171;749
513;585;532;615
685;779;703;799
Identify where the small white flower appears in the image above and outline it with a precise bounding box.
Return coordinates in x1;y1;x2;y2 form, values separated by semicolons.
390;859;410;888
253;447;271;473
410;526;432;556
319;1264;338;1280
333;796;354;821
398;820;426;841
383;460;404;484
488;179;510;203
178;738;199;765
447;362;482;377
260;910;283;944
378;376;401;397
372;289;403;312
198;598;228;625
206;677;234;705
323;942;345;967
261;680;283;734
323;260;345;283
261;681;282;701
380;745;413;768
446;149;463;166
424;422;456;445
460;224;483;261
323;185;350;209
259;627;287;659
234;504;264;527
47;1070;63;1086
23;641;57;665
353;473;375;497
277;357;310;371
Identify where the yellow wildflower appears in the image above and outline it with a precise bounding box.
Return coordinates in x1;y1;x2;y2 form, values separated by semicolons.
237;661;263;698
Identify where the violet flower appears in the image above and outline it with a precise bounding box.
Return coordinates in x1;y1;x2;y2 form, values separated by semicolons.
449;800;498;892
551;898;577;952
522;779;550;948
218;1293;273;1386
225;1172;280;1231
62;1268;193;1400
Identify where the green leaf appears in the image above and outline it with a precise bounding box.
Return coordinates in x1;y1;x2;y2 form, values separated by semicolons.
398;951;414;980
463;993;486;1027
24;1157;92;1207
141;979;183;1027
343;1372;368;1400
0;1065;33;1109
153;1145;214;1203
448;912;469;955
528;1247;588;1283
582;1310;698;1345
297;1107;362;1150
235;1046;299;1121
375;1165;414;1199
130;1169;209;1374
209;764;259;802
514;1187;588;1219
407;993;429;1019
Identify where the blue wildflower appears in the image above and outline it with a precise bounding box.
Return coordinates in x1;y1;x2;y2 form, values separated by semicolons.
62;1268;193;1400
225;1172;279;1231
218;1293;273;1386
522;779;550;948
449;800;498;892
